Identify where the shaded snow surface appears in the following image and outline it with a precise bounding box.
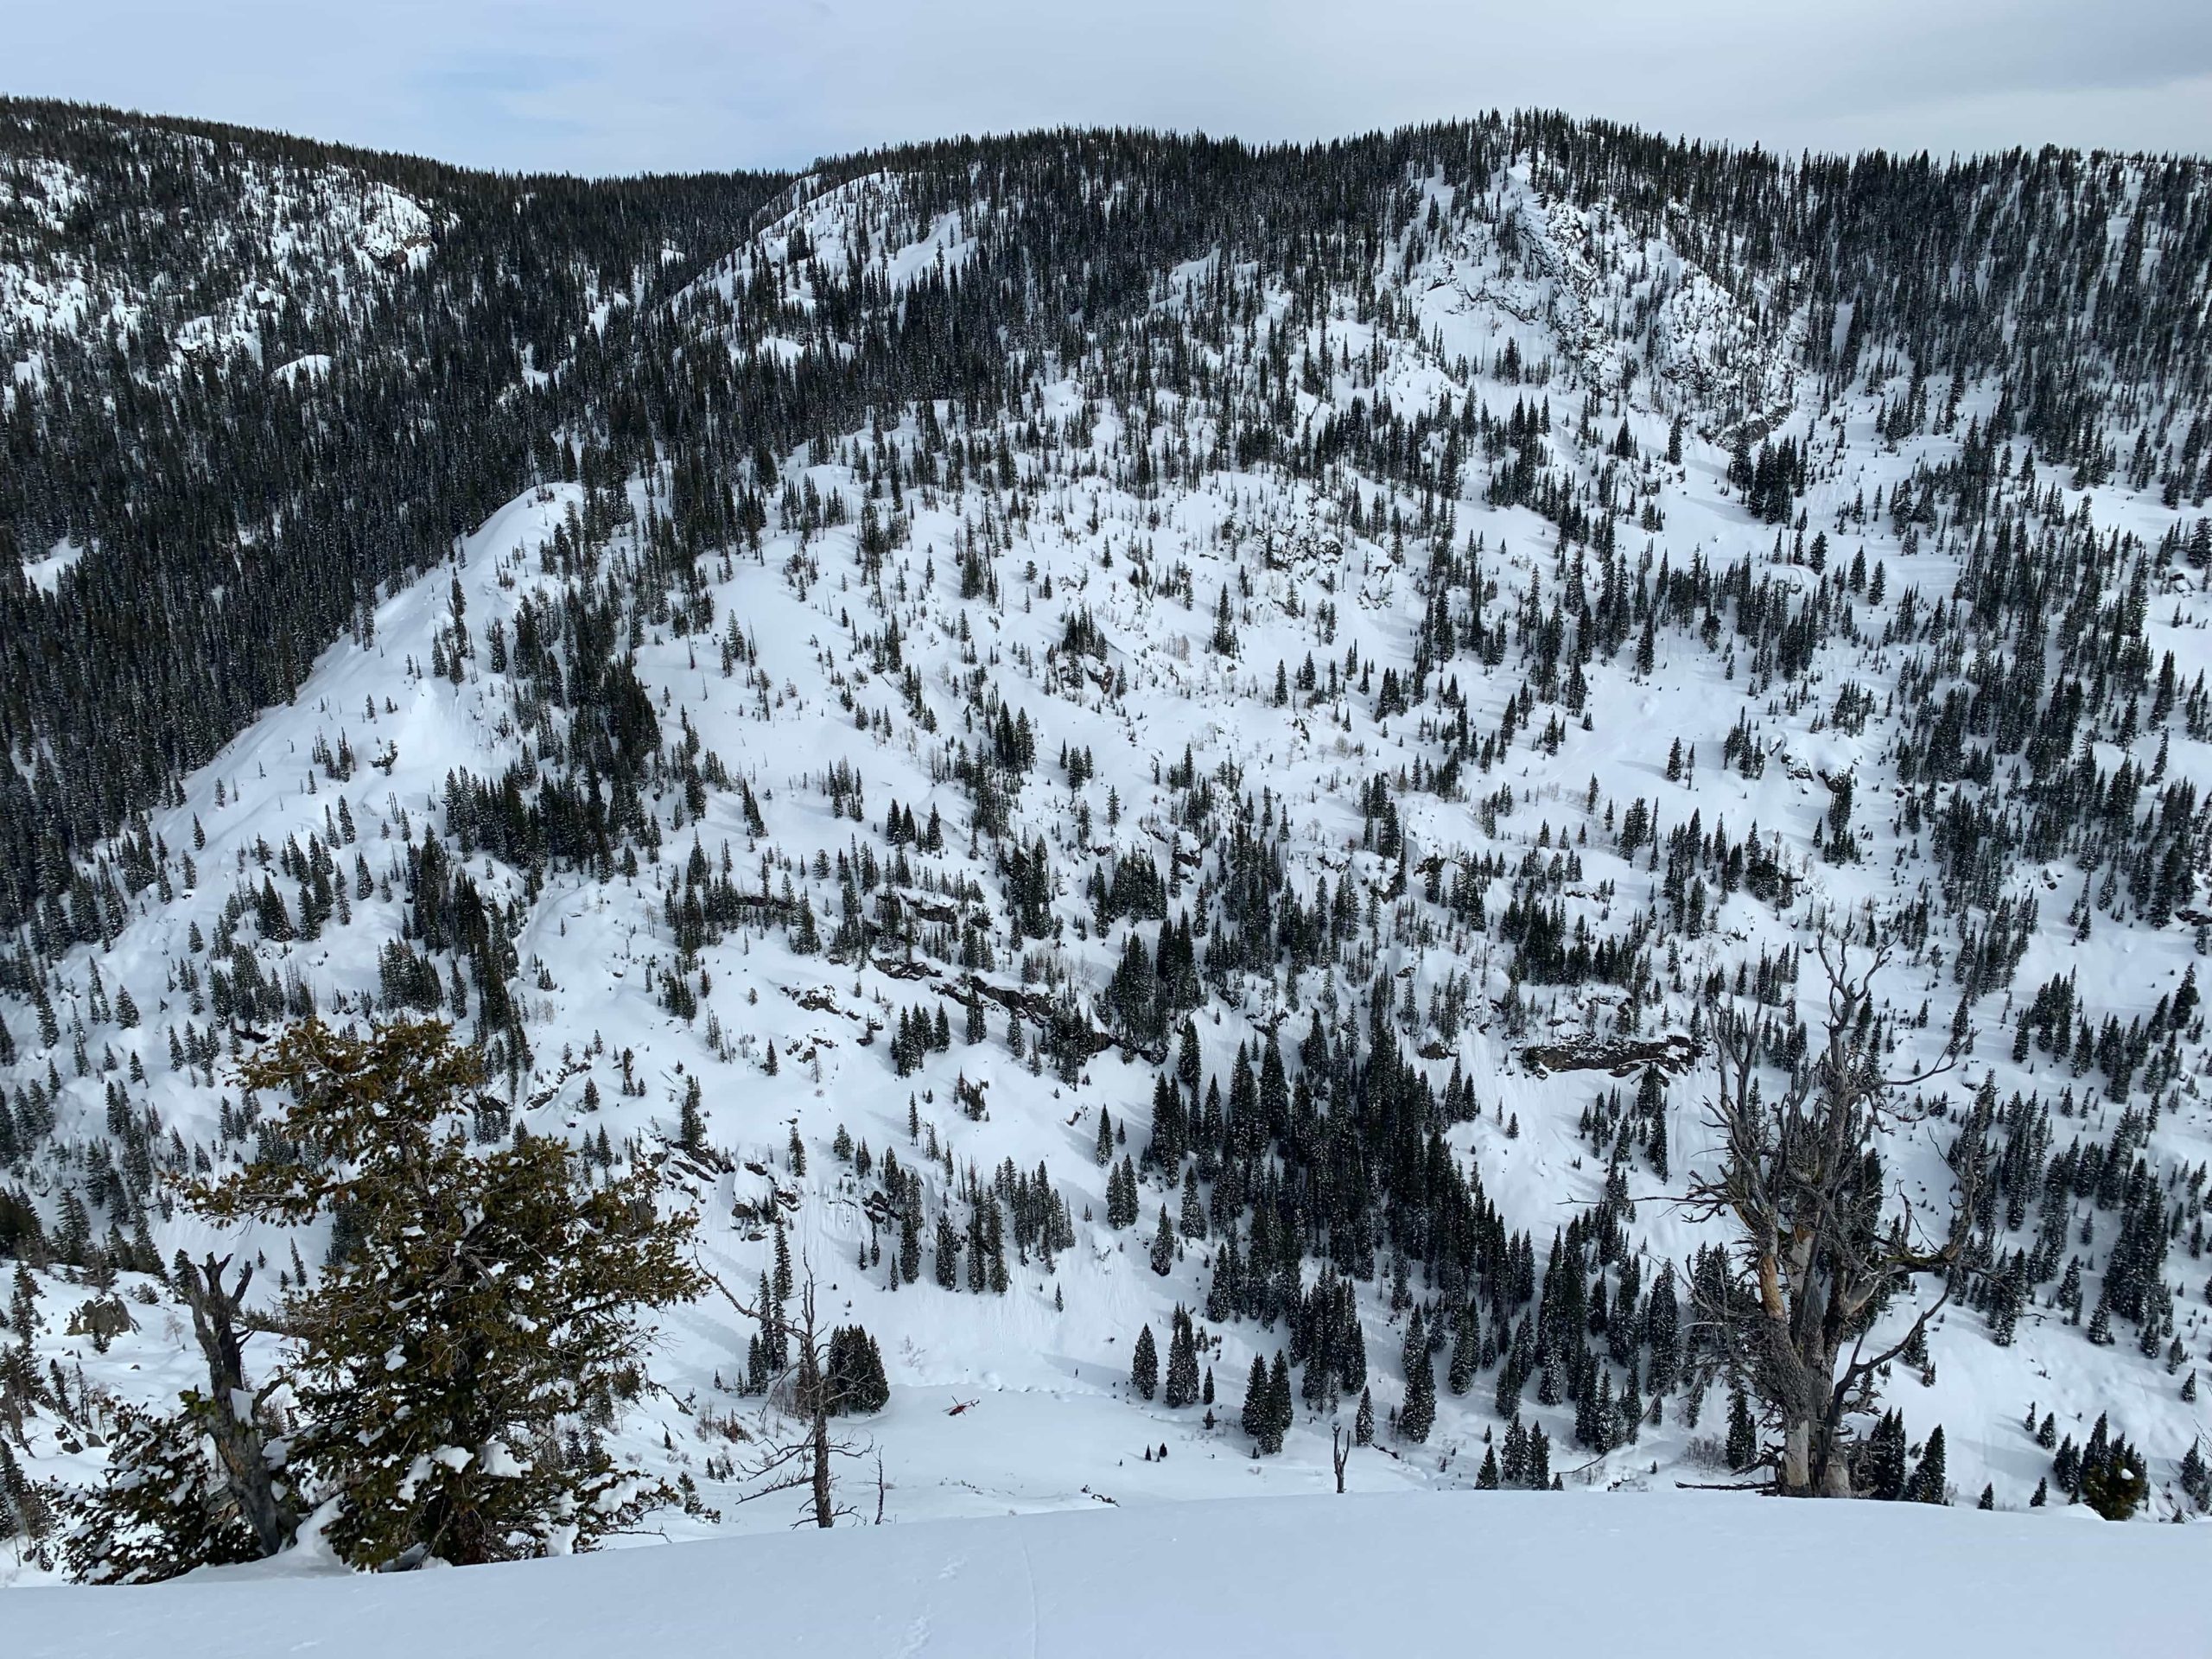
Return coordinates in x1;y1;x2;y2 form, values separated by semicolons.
11;1491;2207;1658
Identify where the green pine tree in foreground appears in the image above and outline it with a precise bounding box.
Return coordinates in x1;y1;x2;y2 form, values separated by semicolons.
161;1017;708;1572
62;1402;264;1583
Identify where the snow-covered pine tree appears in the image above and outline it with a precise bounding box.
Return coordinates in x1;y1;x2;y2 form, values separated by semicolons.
194;1017;704;1568
1905;1425;1948;1504
1131;1324;1159;1400
62;1402;262;1584
1400;1336;1436;1444
1164;1307;1200;1408
1726;1383;1759;1473
1242;1354;1271;1452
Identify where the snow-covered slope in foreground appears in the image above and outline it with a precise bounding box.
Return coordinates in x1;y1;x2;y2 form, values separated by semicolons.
12;1491;2205;1659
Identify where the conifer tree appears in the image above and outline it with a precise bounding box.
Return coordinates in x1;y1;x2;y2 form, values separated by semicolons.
1860;1408;1909;1502
1164;1307;1200;1408
773;1217;794;1304
1179;1168;1206;1240
63;1403;263;1584
966;1211;990;1294
678;1073;705;1154
1243;1354;1271;1451
1267;1351;1294;1452
2076;1415;2149;1520
1107;1156;1140;1230
898;1192;922;1285
1905;1425;1948;1504
2177;1440;2210;1512
2053;1434;2081;1496
1447;1302;1478;1395
934;1214;961;1289
1400;1306;1427;1381
2086;1286;2114;1346
1130;1324;1159;1401
1726;1383;1758;1472
194;1018;704;1568
1400;1334;1436;1445
817;1325;891;1416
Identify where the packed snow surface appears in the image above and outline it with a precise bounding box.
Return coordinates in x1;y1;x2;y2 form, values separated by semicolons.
12;1491;2206;1658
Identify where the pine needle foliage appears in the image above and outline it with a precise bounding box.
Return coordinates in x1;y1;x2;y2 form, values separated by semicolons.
61;1402;262;1585
194;1017;706;1568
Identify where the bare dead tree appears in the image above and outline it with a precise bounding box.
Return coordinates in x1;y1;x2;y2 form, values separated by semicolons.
173;1253;296;1555
1332;1423;1351;1493
712;1268;876;1529
1679;934;1974;1497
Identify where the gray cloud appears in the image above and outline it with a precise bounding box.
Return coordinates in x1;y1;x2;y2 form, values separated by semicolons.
8;0;2209;175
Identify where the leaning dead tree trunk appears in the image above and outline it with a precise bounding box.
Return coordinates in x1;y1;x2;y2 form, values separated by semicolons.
174;1253;296;1554
1681;935;1972;1497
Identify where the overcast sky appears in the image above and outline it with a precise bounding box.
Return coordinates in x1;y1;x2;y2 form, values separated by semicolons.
10;0;2209;175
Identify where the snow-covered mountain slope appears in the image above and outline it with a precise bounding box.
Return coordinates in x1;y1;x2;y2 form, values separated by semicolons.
0;111;434;385
14;1490;2208;1659
5;111;2212;1580
1408;162;1802;431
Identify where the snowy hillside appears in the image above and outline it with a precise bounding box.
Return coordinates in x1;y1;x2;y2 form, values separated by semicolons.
0;112;434;390
4;108;2212;1584
15;1491;2208;1658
